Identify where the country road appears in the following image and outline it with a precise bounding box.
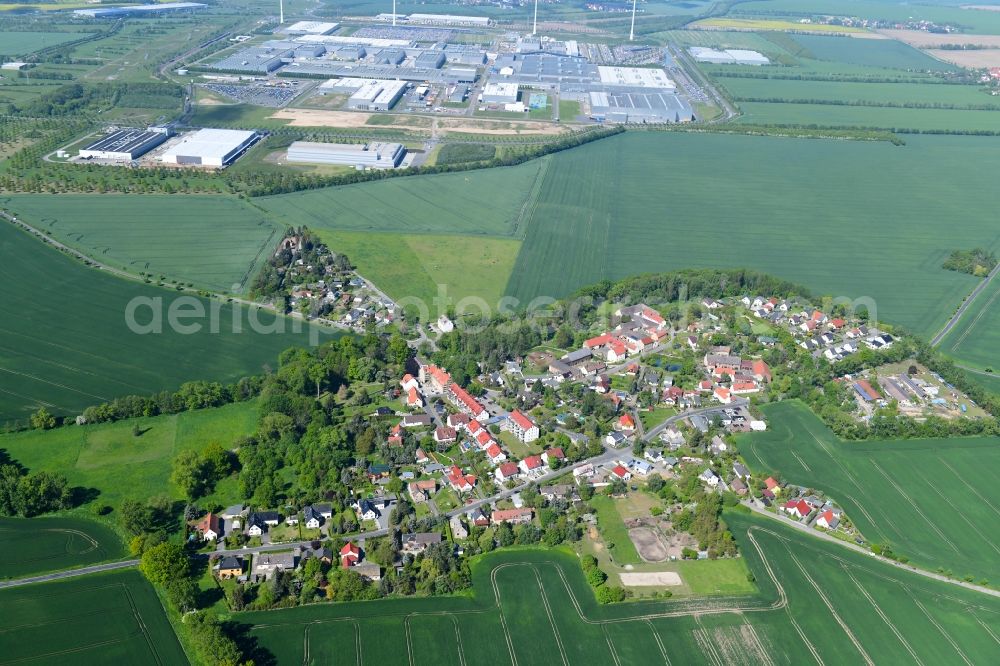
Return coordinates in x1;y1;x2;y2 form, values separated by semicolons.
930;261;1000;347
0;559;139;589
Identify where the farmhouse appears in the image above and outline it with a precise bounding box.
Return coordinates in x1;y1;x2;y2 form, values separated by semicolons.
491;508;533;525
193;512;221;541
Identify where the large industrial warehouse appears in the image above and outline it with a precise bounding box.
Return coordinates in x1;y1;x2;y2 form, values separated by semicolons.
78;127;170;161
347;80;407;111
160;129;258;167
286;141;406;169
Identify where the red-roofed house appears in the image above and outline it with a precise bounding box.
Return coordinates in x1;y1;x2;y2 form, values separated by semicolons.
406;386;424;407
420;364;452;394
447;465;476;493
829;318;846;330
751;359;772;383
611;465;632;482
400;374;419;392
618;413;636;432
519;455;544;475
541;448;565;467
606;339;627;362
764;477;781;494
476;429;496;450
584;333;614;349
434;426;457;444
495;462;520;483
731;381;759;395
408;478;437;502
640;306;666;329
415;447;429;464
714;386;732;404
194;513;221;541
783;499;812;520
486;442;506;465
340;542;361;568
387;433;403;448
491;508;533;525
816;510;841;530
505;410;539;442
448;384;489;420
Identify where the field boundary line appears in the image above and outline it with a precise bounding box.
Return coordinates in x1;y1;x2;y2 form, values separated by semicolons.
403;615;415;666
786;547;874;666
907;591;973;666
530;566;569;666
644;619;672;666
937;457;1000;520
450;615;467;666
601;624;622;666
790;450;812;472
909;466;1000;557
692;616;724;666
741;616;775;666
122;583;162;666
489;565;520;666
841;564;924;665
0;636;132;665
973;613;1000;647
868;459;959;554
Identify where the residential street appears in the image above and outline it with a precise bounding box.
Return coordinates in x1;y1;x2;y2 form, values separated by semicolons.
642;399;748;442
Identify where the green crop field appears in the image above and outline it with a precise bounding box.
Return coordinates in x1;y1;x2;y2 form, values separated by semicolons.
318;230;521;312
0;516;124;579
741;400;1000;583
255;157;548;239
236;516;1000;664
940;274;1000;371
786;33;958;70
736;102;1000;131
0;568;186;664
1;194;283;293
0;223;321;422
721;78;1000;107
0;31;92;54
504;132;998;340
0;401;258;509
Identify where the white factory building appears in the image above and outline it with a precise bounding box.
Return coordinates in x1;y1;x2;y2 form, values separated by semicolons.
482;82;519;104
287;141;406;169
283;21;339;35
347;79;408;111
160;128;258;167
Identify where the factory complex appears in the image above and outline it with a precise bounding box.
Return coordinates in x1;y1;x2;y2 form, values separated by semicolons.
286;141;408;169
78;127;171;161
160;128;259;167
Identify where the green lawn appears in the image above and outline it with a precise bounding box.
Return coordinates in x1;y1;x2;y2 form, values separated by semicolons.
0;568;186;664
0;223;322;422
558;99;581;121
318;230;521;314
0;516;125;579
590;494;641;565
234;517;1000;664
740;400;1000;583
639;406;677;430
0;401;258;510
1;194;283;293
674;557;755;596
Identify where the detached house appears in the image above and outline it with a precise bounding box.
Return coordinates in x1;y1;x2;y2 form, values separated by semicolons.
194;513;221;541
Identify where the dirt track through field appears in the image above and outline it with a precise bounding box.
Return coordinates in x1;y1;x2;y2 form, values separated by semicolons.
271;108;570;135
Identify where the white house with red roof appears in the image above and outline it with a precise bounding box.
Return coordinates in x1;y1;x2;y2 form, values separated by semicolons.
606;339;628;362
610;465;632;482
448;383;489;420
505;409;539;442
751;359;771;383
406;386;424;407
400;374;419;392
486;442;507;465
618;413;636;432
731;380;759;395
519;455;544;476
714;386;732;404
783;499;813;520
495;462;521;483
434;426;457;444
420;364;452;394
447;465;476;493
541;448;565;467
340;542;361;568
475;429;496;450
816;509;841;530
491;507;533;525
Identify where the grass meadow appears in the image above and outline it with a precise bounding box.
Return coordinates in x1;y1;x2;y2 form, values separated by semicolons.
1;194;283;293
318;230;521;312
735;102;1000;131
236;519;1000;665
0;516;124;579
741;400;1000;583
721;78;1000;107
0;223;320;422
940;274;1000;371
0;31;93;55
787;33;958;70
505;132;997;339
0;569;186;664
0;401;258;510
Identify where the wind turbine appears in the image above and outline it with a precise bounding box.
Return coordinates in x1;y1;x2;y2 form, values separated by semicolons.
279;0;284;24
629;0;637;41
532;0;538;36
392;0;396;27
